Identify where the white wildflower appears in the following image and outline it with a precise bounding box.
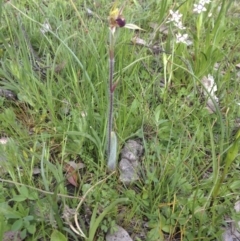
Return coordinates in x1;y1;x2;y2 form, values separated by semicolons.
193;3;207;14
200;0;211;4
175;21;186;30
193;0;211;14
40;20;52;34
167;10;186;30
168;10;182;23
176;33;189;44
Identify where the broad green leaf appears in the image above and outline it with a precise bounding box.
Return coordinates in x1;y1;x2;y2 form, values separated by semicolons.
20;229;27;239
11;219;23;231
229;180;240;190
2;209;22;219
27;224;36;234
223;137;240;172
19;186;29;197
11;195;27;202
50;230;67;241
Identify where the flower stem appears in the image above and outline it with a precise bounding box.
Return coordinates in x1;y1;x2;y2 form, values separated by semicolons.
107;29;115;159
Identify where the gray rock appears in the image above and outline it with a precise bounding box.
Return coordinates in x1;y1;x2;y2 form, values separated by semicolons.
119;158;139;183
106;225;133;241
121;140;144;161
119;140;144;184
222;227;240;241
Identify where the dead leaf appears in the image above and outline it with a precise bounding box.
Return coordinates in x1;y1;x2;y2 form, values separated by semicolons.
131;36;148;47
64;161;85;187
124;23;145;31
54;61;66;74
201;75;219;114
67;161;85;170
62;204;76;224
32;167;41;175
149;22;169;35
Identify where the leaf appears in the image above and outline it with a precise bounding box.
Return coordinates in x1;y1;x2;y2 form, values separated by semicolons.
32;167;41;175
50;230;67;241
11;195;27;202
131;36;148;46
224;139;240;170
19;186;29;198
11;219;23;231
107;131;118;171
20;229;27;240
64;161;84;187
124;23;145;31
66;173;78;187
1;207;22;219
26;224;36;234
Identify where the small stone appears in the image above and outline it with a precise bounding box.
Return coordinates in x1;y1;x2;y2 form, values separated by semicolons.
119;158;139;184
106;225;133;241
121;140;144;161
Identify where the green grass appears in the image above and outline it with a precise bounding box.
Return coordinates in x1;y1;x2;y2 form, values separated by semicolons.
0;0;240;240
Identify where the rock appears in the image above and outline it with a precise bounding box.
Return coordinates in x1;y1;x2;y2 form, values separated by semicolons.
119;158;139;183
121;140;144;161
106;225;133;241
222;201;240;241
222;227;240;241
119;140;144;184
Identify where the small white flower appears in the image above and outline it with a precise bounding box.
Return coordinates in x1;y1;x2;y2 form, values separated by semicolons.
176;33;189;44
200;0;211;4
174;21;186;30
168;10;183;23
40;20;52;34
167;10;186;30
193;3;207;14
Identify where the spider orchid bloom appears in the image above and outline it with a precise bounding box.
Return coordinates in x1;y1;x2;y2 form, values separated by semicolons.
108;4;125;33
108;2;143;34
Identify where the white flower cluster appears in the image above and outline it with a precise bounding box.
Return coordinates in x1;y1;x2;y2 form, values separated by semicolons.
167;10;186;30
167;10;191;45
193;0;211;14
